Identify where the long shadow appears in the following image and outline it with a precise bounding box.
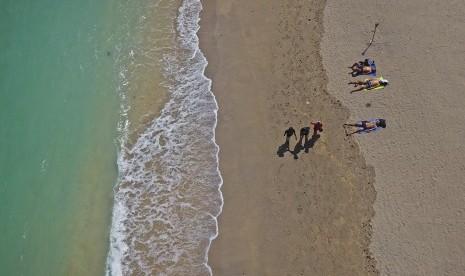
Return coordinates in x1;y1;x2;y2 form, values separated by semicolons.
361;23;379;56
291;139;304;159
304;135;320;153
277;141;290;157
277;135;320;158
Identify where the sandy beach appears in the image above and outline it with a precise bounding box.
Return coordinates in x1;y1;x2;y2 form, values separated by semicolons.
200;0;465;275
322;0;465;275
201;0;377;275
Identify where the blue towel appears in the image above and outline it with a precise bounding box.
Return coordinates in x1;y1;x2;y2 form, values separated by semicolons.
369;64;377;76
366;59;377;76
356;118;381;134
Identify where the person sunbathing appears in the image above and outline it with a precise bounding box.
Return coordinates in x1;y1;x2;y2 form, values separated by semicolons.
343;118;386;136
348;77;389;93
349;59;376;76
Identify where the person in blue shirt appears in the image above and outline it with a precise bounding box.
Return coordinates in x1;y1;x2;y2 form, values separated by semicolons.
300;126;310;141
344;118;386;136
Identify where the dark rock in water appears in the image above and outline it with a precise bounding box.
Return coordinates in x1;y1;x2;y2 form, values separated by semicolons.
106;51;112;57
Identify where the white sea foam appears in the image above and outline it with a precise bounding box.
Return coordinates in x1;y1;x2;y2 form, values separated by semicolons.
107;1;223;275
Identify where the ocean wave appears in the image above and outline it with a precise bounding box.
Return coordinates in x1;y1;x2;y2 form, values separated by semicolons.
107;1;223;275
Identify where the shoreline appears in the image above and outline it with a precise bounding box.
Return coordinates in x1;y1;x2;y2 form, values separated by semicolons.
200;0;378;274
107;1;223;274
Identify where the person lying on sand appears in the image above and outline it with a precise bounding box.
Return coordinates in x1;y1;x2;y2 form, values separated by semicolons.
349;59;376;76
344;118;386;136
348;77;389;93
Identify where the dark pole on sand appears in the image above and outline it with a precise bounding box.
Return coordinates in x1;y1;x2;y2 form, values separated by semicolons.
361;23;379;56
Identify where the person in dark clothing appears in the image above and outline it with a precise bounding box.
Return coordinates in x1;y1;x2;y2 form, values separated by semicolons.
300;127;310;141
284;127;297;141
284;127;297;149
311;121;323;137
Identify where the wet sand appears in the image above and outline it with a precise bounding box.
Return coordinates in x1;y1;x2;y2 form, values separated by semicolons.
200;0;377;274
322;0;465;275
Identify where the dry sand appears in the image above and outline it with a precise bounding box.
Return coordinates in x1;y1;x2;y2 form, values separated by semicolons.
200;0;378;275
322;0;465;275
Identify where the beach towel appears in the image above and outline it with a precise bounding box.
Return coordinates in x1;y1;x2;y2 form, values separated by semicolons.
364;59;377;76
368;64;377;76
362;76;386;91
356;118;382;134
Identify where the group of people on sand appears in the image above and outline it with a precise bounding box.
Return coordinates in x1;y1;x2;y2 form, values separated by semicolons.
344;58;389;135
281;58;389;157
283;121;323;152
348;58;389;93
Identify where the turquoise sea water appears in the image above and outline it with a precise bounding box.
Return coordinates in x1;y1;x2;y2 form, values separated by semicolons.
0;1;124;275
1;0;223;275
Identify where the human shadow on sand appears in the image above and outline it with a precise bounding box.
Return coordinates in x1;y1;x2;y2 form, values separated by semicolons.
277;141;290;157
294;135;320;158
291;141;303;159
304;135;319;153
277;135;320;158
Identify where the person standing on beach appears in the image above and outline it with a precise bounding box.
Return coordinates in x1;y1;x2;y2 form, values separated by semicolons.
311;121;323;137
300;126;310;141
284;127;297;149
